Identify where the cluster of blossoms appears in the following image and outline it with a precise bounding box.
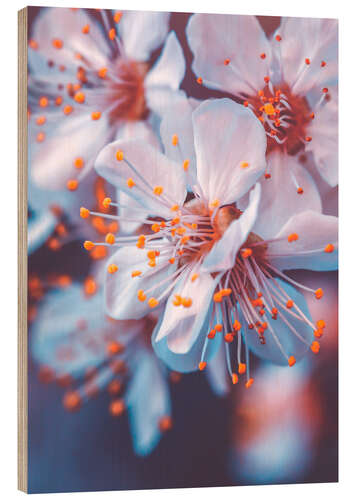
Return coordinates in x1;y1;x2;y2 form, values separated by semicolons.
28;9;338;456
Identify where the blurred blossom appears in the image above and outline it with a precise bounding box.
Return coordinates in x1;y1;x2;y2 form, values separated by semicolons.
231;361;321;484
187;15;338;206
87;97;337;385
27;8;185;229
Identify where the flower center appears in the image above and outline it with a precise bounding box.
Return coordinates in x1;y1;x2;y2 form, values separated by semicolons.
245;83;313;155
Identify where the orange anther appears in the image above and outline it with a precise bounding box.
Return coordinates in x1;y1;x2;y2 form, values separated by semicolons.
36;132;45;143
63;105;73;115
197;77;203;85
215;324;223;332
63;391;81;412
238;363;246;375
169;257;175;264
83;240;94;251
84;276;97;296
151;223;160;233
305;136;312;142
322;87;329;93
305;58;310;65
107;264;118;274
315;288;324;299
159;415;172;432
36;116;46;126
67;179;78;191
241;248;252;259
80;207;90;219
82;24;90;34
173;295;182;306
148;297;159;308
137;290;146;302
264;75;270;83
224;58;230;65
271;307;278;316
39;96;48;108
207;330;216;339
311;341;320;354
102;197;112;209
91;111;101;120
213;292;222;303
108;28;116;40
233;320;241;331
198;361;207;371
127;178;135;188
324;243;334;253
183;159;190;171
105;233;115;245
321;61;326;67
107;340;124;355
260;52;266;59
74;91;85;103
172;134;178;146
191;273;199;282
52;38;63;49
286;299;294;309
240;161;250;168
29;39;38;50
55;96;63;106
243;101;249;107
98;67;108;78
297;187;304;194
275;34;282;41
113;11;122;23
232;373;239;384
74;157;84;169
288;233;299;242
109;399;125;417
148;259;156;268
288;355;296;367
182;297;192;308
131;270;142;278
153;186;163;195
245;378;254;388
314;329;324;338
224;333;234;343
317;320;326;329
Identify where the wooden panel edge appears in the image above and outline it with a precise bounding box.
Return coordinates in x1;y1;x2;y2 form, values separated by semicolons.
18;6;28;494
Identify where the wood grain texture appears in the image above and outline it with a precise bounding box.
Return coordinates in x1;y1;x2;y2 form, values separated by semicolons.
18;6;28;493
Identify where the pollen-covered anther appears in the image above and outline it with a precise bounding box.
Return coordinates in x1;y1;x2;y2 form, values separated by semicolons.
197;77;203;85
311;341;320;354
91;111;101;120
198;361;207;371
102;197;112;209
172;134;178;146
317;320;326;330
183;159;190;171
36;116;46;126
286;299;294;309
137;289;146;302
82;24;90;34
80;207;90;219
153;186;164;196
84;277;97;296
275;34;282;42
131;270;142;278
173;295;182;306
83;240;94;251
63;391;81;412
240;161;250;169
74;91;85;103
105;233;116;245
52;38;63;49
36;132;45;143
224;58;230;65
315;288;324;299
260;52;266;59
324;243;335;253
109;399;125;417
245;378;254;388
297;187;304;194
159;415;172;432
127;177;135;188
288;355;296;367
322;87;329;94
288;233;299;242
241;248;252;259
220;288;232;297
108;28;116;40
113;11;122;23
224;333;234;343
182;297;193;308
67;179;78;191
305;58;311;65
108;264;119;274
148;297;159;308
321;61;327;67
232;373;239;384
215;324;223;332
305;136;312;142
210;199;220;209
213;291;223;303
74;157;84;169
233;320;241;331
238;363;246;374
63;105;73;115
98;67;107;79
314;328;324;338
207;329;216;339
39;96;49;108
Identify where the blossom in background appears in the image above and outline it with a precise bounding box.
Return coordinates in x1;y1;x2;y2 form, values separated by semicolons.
231;360;321;484
28;7;185;198
82;97;337;384
31;280;228;454
187;15;338;193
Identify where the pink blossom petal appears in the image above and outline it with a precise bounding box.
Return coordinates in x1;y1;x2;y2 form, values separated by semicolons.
252;152;322;240
193;99;266;207
187;13;272;95
267;210;338;271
